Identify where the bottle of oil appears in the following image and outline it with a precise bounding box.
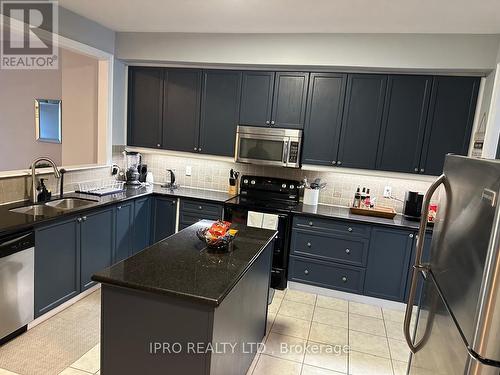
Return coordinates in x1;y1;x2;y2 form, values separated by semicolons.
353;186;361;208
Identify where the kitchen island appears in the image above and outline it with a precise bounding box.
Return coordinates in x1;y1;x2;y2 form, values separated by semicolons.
92;220;276;375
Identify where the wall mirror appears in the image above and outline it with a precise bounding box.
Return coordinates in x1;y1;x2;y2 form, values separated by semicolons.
35;99;62;144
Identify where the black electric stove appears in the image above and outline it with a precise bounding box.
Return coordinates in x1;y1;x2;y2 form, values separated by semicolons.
224;176;301;289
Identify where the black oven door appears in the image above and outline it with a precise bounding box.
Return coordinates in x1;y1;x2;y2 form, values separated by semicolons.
223;205;290;290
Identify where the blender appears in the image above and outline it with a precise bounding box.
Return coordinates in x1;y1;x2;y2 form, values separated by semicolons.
124;151;142;186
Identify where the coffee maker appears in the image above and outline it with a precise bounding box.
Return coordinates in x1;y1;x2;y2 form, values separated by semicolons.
124;151;142;186
403;191;424;221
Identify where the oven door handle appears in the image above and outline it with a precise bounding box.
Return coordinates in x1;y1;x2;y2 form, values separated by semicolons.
282;140;289;165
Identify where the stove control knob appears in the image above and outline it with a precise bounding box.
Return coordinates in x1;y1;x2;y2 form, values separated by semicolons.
251;180;256;185
289;184;295;189
243;179;248;184
281;183;287;188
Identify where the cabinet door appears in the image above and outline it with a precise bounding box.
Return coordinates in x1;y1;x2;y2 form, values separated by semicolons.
162;69;202;152
239;71;275;126
419;76;479;175
337;74;387;169
35;217;80;317
405;232;433;304
80;208;114;291
302;73;346;166
127;67;163;149
132;197;152;255
153;197;177;243
199;70;242;156
364;227;413;302
376;75;432;173
114;201;133;263
271;72;309;129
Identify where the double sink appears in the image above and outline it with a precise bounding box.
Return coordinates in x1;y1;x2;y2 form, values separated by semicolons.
10;197;98;216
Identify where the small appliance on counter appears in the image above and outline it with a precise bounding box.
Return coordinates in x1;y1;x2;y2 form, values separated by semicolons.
403;191;424;221
161;169;178;189
124;151;142;186
138;164;148;183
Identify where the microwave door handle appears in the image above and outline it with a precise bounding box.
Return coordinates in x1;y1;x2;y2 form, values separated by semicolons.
403;174;447;353
282;140;289;165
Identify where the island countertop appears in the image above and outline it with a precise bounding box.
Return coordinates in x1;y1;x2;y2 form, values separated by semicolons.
92;220;277;306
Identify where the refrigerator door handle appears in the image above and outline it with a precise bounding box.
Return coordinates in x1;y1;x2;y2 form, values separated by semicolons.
404;174;447;353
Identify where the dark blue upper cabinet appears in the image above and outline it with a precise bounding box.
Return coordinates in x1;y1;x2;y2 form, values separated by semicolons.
132;197;152;255
127;67;163;149
199;70;242;156
376;75;432;173
114;201;133;263
162;69;202;153
364;226;413;302
302;73;347;166
419;76;479;175
153;197;177;243
239;71;275;126
271;72;310;129
337;74;387;170
35;217;80;318
80;208;114;291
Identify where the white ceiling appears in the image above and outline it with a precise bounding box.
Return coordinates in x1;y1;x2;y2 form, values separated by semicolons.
59;0;500;34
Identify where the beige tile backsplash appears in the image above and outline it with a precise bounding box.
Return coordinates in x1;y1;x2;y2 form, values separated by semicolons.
114;147;435;213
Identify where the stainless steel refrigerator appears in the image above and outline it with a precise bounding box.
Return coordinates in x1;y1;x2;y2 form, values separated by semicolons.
404;155;500;375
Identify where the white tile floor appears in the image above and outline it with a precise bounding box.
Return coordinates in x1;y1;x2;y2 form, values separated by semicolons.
0;287;414;375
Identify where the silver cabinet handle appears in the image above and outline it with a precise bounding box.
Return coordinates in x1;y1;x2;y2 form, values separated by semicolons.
332;161;336;165
308;221;313;226
409;233;414;238
198;147;202;152
337;161;342;166
157;143;161;148
172;201;176;206
77;217;82;223
198;206;203;210
307;242;311;248
420;168;425;173
341;276;348;282
271;120;275;125
404;174;447;354
345;248;350;254
414;167;418;172
194;147;198;151
82;216;87;222
266;121;270;125
304;270;309;275
348;227;353;232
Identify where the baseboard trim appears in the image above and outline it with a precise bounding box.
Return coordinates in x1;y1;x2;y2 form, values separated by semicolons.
287;281;407;311
28;284;101;329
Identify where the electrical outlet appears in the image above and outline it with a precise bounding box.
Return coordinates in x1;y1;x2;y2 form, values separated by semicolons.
185;166;192;176
383;186;392;198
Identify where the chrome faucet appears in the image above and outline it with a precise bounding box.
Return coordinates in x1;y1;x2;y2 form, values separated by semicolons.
30;157;61;203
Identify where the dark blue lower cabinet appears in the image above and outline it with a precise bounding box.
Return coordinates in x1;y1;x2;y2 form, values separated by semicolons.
153;197;177;243
35;217;80;318
364;227;414;302
132;197;152;254
80;207;114;291
289;256;365;294
114;201;134;263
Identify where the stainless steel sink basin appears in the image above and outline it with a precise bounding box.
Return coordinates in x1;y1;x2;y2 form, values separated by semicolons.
44;198;98;211
9;204;60;216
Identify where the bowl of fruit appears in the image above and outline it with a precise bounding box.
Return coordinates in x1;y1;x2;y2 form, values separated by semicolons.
196;220;238;251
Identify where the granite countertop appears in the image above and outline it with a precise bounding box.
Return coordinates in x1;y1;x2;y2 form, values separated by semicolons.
0;185;236;237
92;220;277;306
293;203;433;232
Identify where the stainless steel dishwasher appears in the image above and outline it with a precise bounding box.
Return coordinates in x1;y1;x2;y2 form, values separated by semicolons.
0;231;34;344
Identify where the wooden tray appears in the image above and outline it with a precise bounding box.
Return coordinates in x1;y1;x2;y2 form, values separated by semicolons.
349;206;397;219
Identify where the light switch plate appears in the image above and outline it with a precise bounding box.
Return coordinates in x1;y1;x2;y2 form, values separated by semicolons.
383;186;392;198
185;166;192;176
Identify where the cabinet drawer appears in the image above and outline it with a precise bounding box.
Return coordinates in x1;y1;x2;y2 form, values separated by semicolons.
179;212;219;228
291;229;369;266
180;199;223;217
293;215;371;238
289;256;365;294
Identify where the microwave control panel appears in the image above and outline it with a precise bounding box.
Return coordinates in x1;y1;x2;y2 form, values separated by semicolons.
288;142;299;163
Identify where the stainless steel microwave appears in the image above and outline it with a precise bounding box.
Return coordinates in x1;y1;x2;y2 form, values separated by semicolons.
235;126;302;168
